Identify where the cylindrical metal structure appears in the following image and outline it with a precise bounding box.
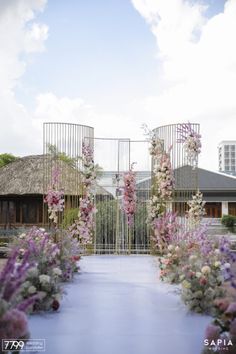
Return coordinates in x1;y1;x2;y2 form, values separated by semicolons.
43;122;94;227
153;123;200;222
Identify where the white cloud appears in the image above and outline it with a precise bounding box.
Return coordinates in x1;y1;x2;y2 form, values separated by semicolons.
131;0;236;169
0;0;48;155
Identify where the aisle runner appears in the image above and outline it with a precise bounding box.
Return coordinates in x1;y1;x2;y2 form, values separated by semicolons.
29;256;210;354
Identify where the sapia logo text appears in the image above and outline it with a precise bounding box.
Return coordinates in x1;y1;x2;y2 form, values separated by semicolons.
204;339;233;347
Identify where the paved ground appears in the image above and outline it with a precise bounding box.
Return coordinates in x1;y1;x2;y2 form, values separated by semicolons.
28;256;210;354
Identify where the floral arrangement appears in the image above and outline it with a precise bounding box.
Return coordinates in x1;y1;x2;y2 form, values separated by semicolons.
151;211;179;253
44;167;64;225
202;300;236;353
15;227;62;312
179;229;236;314
159;242;186;283
146;196;166;225
177;122;202;168
0;249;38;343
153;150;175;201
180;256;225;314
69;195;96;246
186;190;206;228
57;230;81;281
141;123;163;158
122;163;137;226
69;143;97;247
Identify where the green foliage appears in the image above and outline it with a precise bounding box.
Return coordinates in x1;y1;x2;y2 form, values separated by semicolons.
47;144;77;167
221;214;236;228
61;208;79;229
0;153;18;168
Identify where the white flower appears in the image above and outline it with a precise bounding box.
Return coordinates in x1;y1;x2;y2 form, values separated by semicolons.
53;293;61;302
28;267;39;277
167;245;174;251
196;272;202;278
53;267;62;276
214;261;221;268
224;263;231;269
167;253;172;258
28;285;37;294
38;291;47;300
189;255;197;262
175;246;180;252
201;266;211;275
214;249;220;255
39;274;51;284
19;233;26;239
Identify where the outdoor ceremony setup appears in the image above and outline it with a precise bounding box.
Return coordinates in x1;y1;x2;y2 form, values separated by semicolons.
1;122;236;354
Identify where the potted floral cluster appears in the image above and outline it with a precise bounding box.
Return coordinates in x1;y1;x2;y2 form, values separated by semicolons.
0;249;38;347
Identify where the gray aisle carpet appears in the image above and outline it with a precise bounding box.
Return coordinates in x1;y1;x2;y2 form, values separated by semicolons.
28;256;210;354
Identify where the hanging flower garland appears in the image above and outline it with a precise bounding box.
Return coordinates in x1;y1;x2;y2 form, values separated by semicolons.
186;189;206;228
69;143;97;246
44;167;65;225
122;163;137;226
177;122;201;168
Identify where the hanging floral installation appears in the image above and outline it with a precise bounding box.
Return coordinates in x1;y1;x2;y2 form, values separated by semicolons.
186;189;206;228
122;162;137;226
143;124;175;252
153;149;175;201
177;122;202;169
69;142;97;246
44;167;65;225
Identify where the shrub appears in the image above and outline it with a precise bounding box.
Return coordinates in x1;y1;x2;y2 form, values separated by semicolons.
221;215;236;228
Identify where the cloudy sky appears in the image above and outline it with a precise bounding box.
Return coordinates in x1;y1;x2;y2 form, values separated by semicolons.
0;0;235;171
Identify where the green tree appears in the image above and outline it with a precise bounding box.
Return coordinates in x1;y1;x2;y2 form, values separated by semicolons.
0;153;18;168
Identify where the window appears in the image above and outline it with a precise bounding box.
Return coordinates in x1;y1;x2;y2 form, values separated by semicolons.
225;145;230;151
231;145;235;151
225;153;230;158
225;166;230;171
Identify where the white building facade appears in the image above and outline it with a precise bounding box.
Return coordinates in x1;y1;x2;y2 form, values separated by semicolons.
218;141;236;176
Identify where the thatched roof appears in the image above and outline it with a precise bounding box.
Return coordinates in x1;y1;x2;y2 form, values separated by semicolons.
0;155;110;196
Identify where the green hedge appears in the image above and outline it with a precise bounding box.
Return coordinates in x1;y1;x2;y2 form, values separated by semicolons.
221;214;236;228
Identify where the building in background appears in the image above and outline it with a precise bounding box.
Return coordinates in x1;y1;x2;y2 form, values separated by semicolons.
218;141;236;176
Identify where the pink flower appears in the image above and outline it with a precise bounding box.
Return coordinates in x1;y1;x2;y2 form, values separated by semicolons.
225;302;236;317
205;324;221;342
0;309;29;340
